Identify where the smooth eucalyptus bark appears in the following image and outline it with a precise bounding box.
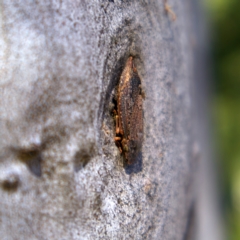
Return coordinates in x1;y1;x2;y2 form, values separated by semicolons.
0;1;221;239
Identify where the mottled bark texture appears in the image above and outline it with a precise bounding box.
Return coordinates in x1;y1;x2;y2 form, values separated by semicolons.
0;1;220;239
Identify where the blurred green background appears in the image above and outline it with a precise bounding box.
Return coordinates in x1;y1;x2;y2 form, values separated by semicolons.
205;0;240;239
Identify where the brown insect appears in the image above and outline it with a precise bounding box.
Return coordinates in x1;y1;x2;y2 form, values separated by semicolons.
114;56;144;165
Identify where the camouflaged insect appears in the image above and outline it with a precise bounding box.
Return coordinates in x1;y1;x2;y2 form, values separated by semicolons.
114;56;144;165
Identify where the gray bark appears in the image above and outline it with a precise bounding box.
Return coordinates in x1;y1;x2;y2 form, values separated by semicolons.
0;0;221;239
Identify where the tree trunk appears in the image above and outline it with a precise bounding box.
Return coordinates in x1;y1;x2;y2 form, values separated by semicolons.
0;0;221;239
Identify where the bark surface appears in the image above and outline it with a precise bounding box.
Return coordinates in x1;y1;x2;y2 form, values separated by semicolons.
0;1;220;239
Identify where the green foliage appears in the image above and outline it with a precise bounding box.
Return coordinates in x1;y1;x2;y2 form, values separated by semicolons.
205;0;240;239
